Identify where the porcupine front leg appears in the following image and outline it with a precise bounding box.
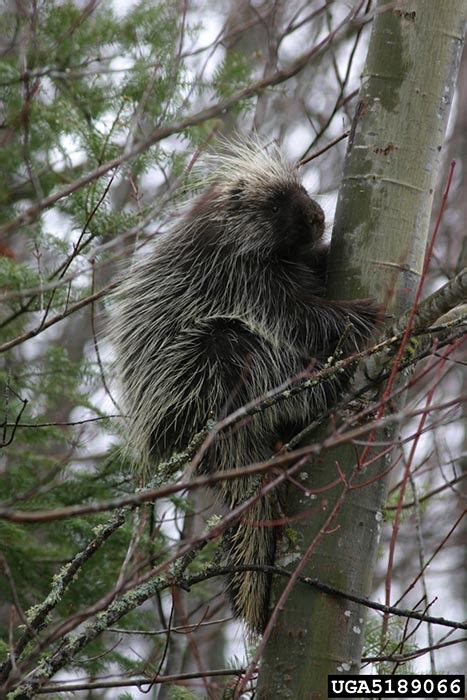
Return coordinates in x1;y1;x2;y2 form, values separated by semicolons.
294;296;381;409
305;239;381;358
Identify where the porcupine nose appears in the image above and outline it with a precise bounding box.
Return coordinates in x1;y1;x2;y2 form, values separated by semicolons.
283;187;325;251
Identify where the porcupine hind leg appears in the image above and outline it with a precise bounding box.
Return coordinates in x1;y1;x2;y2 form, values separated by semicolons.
150;316;287;635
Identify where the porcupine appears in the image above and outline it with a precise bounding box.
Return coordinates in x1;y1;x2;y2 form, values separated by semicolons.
111;138;379;635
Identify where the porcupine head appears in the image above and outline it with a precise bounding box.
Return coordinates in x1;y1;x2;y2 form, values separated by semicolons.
111;136;379;636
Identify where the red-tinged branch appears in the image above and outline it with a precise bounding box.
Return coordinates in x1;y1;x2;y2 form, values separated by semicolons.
6;560;467;699
382;345;452;639
0;394;465;524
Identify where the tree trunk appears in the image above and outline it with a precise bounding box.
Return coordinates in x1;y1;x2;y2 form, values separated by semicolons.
256;2;467;698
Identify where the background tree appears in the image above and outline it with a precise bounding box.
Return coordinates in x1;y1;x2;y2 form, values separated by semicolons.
0;1;465;699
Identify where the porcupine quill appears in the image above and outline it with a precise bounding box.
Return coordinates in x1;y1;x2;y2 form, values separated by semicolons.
111;137;379;634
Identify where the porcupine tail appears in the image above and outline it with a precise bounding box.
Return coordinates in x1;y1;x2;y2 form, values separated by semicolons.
226;495;277;635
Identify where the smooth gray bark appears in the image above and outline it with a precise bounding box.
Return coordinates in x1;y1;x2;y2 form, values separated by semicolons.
257;3;467;698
